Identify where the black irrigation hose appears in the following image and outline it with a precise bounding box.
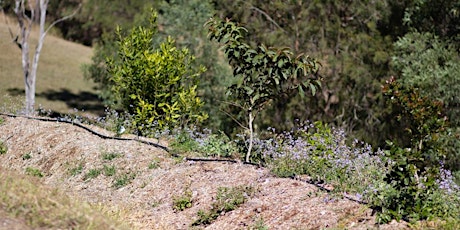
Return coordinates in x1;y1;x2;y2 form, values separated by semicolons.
289;175;368;205
184;157;367;205
184;157;260;166
0;112;169;153
1;113;367;205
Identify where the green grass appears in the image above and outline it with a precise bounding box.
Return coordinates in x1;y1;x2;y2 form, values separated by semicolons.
22;152;32;160
84;168;102;181
113;172;136;189
0;13;103;115
192;185;255;226
0;168;130;229
0;140;6;154
102;152;122;161
148;159;160;169
103;165;116;176
25;167;43;177
68;163;84;176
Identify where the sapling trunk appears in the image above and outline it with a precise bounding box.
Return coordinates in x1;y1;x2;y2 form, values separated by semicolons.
246;109;254;162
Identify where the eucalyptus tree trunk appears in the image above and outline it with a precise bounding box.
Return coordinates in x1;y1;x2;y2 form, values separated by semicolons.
13;0;80;115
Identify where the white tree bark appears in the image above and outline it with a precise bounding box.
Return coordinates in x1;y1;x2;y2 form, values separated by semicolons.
13;0;80;115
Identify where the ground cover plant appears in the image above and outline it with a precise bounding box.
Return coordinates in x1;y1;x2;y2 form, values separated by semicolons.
192;185;255;226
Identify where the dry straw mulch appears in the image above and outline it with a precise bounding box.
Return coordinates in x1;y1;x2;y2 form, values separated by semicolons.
0;116;408;229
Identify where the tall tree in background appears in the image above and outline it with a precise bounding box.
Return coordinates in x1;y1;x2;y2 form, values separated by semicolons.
153;0;234;132
10;0;80;115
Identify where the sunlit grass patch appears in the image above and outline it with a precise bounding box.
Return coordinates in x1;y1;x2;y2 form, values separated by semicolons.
0;168;131;229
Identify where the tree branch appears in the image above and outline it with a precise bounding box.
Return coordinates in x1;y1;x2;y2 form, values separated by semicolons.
44;3;82;37
249;6;286;33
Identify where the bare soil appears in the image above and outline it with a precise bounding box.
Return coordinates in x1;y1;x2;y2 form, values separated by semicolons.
0;115;409;229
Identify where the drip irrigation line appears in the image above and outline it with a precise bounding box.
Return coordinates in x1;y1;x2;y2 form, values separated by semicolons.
184;157;259;166
1;113;367;206
0;112;169;152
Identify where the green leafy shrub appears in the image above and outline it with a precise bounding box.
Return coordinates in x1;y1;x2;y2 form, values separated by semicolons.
107;11;207;134
372;77;453;223
192;185;254;226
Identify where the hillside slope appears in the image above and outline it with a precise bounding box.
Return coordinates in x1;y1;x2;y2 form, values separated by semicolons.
0;13;101;115
0;115;409;229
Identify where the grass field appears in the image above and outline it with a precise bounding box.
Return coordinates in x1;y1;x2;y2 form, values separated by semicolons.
0;12;104;116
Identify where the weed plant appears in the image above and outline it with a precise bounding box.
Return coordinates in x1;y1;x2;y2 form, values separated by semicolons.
0;140;7;154
172;188;193;211
148;159;160;169
113;172;136;188
103;165;116;176
25;167;43;177
22;152;32;160
68;163;84;176
193;185;254;226
257;121;391;196
170;127;239;158
102;151;122;161
84;168;102;181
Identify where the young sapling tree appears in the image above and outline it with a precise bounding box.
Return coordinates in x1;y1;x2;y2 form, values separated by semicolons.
206;18;321;162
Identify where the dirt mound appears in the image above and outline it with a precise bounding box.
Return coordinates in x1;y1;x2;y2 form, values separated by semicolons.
0;115;408;229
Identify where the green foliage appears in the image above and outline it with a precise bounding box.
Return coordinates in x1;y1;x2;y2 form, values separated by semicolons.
68;163;83;176
103;165;116;177
250;218;269;230
392;32;460;127
0;117;4;125
170;128;239;158
193;185;254;226
101;152;121;161
206;17;320;162
107;11;207;133
402;0;460;39
154;0;234;132
25;167;44;178
0;141;7;155
264;121;390;195
212;0;393;148
373;77;452;223
22;153;32;160
148;159;160;170
84;168;101;181
172;188;193;212
112;172;136;189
